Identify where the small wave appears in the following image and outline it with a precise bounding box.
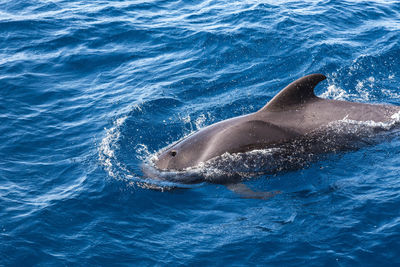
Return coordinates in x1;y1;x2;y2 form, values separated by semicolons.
98;115;195;190
98;115;128;180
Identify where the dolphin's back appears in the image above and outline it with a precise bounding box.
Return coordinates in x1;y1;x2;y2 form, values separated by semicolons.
256;74;400;134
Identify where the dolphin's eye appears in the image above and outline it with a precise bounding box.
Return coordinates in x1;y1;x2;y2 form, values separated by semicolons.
170;150;177;157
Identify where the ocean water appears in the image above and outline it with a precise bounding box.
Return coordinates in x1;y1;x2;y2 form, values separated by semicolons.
1;0;400;265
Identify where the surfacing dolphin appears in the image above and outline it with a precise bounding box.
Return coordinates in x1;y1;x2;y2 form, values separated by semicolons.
147;74;399;197
154;74;399;170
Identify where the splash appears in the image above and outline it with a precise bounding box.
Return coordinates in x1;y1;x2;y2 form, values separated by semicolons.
180;113;210;134
98;116;129;179
194;113;207;129
320;84;348;100
321;77;376;102
99;115;195;190
332;110;400;131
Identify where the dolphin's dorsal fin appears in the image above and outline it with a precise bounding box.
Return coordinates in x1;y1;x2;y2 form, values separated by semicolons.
259;73;326;112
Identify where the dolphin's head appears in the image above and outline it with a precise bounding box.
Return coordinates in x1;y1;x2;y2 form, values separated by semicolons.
154;143;198;171
154;147;182;170
154;133;209;171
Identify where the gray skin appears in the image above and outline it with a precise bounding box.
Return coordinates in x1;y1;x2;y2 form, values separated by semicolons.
155;74;400;171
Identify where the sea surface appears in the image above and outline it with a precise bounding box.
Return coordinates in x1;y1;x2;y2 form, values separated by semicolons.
1;0;400;265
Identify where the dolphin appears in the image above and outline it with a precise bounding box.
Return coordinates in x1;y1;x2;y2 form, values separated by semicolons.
154;74;400;175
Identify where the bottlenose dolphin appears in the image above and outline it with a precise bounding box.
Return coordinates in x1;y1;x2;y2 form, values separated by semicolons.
154;74;400;174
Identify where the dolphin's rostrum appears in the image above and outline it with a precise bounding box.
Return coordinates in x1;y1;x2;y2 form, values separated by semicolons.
154;74;400;171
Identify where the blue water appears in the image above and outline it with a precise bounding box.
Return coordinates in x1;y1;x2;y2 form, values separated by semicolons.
2;0;400;265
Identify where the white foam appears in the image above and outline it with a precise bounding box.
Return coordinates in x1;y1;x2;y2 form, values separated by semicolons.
181;114;191;124
391;111;400;122
321;74;385;102
98;116;127;179
194;113;207;129
320;84;348;100
355;80;371;101
98;116;168;190
330;110;400;131
134;144;151;161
